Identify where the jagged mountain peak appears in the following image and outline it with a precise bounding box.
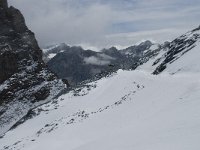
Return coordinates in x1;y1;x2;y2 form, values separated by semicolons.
138;40;153;46
101;46;118;52
122;40;154;55
0;0;29;34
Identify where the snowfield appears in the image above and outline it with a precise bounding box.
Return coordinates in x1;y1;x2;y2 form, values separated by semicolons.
1;68;200;150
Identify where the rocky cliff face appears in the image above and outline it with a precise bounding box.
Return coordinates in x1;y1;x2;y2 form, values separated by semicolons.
0;0;65;136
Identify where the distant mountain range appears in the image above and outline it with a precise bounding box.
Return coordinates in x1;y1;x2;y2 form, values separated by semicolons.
43;25;200;86
43;41;163;85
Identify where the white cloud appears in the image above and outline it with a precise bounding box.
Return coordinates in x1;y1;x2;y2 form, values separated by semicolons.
105;28;192;48
84;53;115;65
8;0;114;47
84;56;110;66
8;0;200;50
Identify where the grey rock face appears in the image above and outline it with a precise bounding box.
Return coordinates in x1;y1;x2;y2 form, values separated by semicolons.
0;0;65;135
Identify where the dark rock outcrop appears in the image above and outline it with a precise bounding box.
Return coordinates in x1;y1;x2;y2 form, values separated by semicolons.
0;0;65;135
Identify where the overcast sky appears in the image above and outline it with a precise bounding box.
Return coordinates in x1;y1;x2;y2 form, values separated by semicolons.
8;0;200;50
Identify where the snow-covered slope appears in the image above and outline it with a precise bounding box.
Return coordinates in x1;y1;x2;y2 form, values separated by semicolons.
1;68;200;150
138;26;200;74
